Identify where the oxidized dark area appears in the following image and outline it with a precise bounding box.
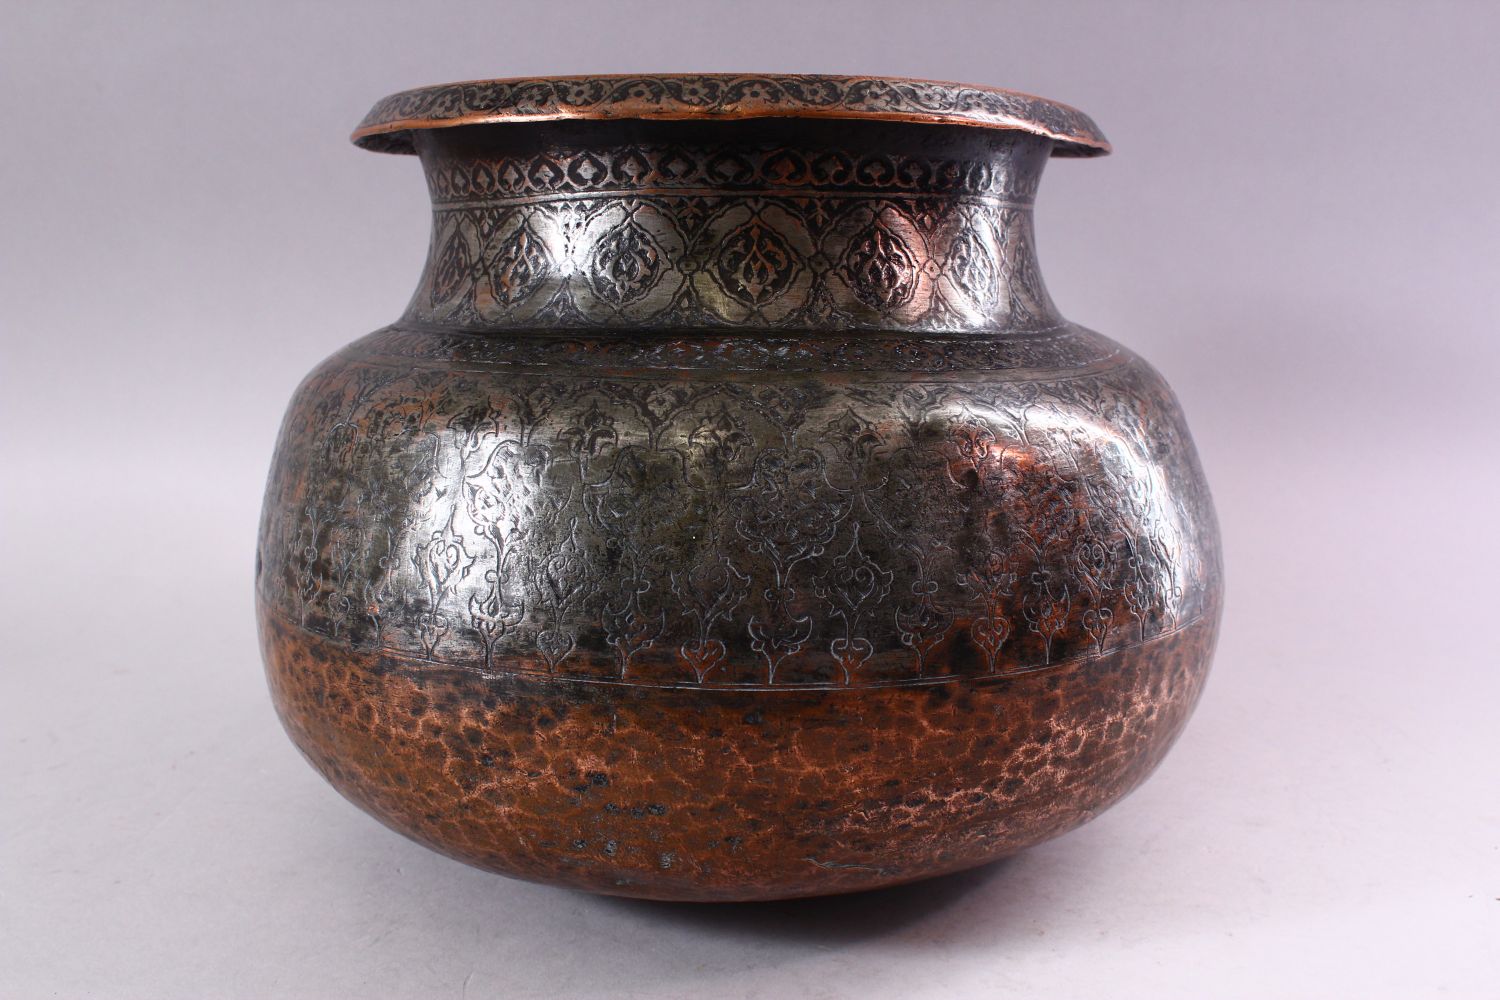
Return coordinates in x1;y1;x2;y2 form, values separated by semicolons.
258;77;1221;901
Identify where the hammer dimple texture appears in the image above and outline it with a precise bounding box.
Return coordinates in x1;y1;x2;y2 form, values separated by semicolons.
262;609;1214;901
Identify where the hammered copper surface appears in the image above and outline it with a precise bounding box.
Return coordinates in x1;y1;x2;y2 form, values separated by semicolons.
262;613;1214;901
257;76;1221;901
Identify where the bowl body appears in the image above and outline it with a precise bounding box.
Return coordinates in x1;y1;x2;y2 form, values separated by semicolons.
258;78;1219;900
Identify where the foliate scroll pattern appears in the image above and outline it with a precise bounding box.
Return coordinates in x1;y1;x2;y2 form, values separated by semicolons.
257;360;1215;690
404;136;1060;334
357;325;1117;376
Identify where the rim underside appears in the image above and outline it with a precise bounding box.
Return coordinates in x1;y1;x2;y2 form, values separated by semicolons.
352;74;1110;156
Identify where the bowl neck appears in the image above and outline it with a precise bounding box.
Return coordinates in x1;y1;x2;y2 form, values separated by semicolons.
401;118;1064;335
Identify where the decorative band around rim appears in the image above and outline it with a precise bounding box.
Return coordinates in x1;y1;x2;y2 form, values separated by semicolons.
352;74;1110;156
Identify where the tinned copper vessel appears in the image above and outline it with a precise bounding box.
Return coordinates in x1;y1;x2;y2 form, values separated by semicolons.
257;75;1222;901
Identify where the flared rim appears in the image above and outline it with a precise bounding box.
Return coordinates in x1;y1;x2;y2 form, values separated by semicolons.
351;73;1110;156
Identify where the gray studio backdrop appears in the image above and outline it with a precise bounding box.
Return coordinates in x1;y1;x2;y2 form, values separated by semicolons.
2;2;1496;998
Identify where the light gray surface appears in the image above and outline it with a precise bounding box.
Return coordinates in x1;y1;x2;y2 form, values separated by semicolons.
3;1;1497;997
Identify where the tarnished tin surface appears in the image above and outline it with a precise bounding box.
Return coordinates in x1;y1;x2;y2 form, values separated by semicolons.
400;120;1062;334
259;105;1219;901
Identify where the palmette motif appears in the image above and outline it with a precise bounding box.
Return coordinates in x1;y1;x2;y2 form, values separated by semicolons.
407;132;1059;333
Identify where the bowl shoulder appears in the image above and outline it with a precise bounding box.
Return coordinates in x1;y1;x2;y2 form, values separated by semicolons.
258;323;1219;689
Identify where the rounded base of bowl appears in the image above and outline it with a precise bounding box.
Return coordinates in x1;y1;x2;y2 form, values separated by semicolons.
260;606;1214;901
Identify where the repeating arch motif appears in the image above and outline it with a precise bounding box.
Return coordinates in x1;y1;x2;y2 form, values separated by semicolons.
402;132;1061;333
